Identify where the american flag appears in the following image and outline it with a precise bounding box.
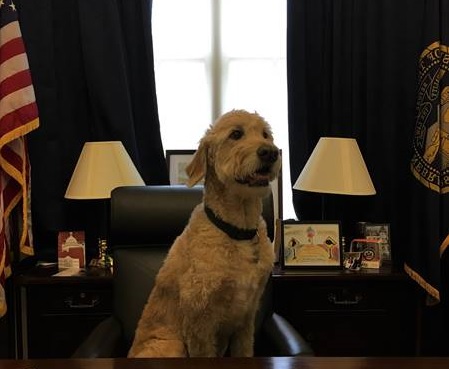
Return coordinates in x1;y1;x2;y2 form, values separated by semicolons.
0;0;39;317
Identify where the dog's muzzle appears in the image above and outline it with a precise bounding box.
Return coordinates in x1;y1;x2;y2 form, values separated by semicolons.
257;145;279;164
236;145;279;187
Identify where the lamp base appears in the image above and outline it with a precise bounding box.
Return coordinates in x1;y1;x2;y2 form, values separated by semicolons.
89;238;113;270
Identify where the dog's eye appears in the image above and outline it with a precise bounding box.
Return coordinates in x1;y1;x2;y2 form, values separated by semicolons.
229;129;243;140
263;131;269;139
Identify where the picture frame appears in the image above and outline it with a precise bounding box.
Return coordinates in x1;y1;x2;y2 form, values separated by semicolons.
57;231;86;269
362;222;391;262
166;150;196;185
280;220;342;269
343;251;363;271
271;149;283;221
349;238;383;268
165;149;283;221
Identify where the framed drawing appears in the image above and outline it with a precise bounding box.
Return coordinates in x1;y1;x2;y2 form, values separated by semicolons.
280;220;342;269
166;150;196;185
362;222;391;262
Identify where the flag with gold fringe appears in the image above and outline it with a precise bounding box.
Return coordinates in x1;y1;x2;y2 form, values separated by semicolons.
0;0;39;318
407;0;449;304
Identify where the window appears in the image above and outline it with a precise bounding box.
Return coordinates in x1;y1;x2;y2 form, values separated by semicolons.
152;0;294;219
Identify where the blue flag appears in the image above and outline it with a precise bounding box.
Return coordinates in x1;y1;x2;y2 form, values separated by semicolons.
407;0;449;303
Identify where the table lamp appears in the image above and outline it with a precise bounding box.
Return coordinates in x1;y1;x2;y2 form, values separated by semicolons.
65;141;145;268
293;137;376;220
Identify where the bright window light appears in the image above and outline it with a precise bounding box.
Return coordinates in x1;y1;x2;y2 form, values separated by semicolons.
152;0;295;219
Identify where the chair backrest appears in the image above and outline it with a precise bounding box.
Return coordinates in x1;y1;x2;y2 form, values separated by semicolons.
109;185;274;348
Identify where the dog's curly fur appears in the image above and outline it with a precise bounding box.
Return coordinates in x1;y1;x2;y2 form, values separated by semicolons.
128;109;281;358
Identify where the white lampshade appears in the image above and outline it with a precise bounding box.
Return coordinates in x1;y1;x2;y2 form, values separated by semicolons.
65;141;145;199
293;137;376;196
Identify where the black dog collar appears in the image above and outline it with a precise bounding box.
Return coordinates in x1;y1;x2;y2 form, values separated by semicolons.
204;205;258;241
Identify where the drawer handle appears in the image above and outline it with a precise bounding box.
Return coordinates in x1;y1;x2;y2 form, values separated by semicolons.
328;293;362;305
65;296;100;309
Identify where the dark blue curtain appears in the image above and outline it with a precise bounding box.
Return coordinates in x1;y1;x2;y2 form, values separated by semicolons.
16;0;169;262
287;0;449;355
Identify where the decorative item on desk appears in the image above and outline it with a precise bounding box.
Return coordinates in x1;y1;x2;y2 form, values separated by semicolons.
57;231;86;269
362;222;391;262
293;137;376;219
89;238;113;269
343;251;363;271
280;220;342;269
64;141;145;269
350;238;382;268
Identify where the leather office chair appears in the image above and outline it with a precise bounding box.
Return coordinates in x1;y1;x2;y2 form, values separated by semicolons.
72;185;313;358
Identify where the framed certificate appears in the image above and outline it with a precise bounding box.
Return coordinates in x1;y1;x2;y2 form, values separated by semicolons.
280;220;342;269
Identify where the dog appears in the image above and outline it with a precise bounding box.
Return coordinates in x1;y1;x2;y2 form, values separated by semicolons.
128;109;281;358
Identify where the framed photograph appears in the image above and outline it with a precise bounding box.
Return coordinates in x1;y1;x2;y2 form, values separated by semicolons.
343;251;363;271
166;150;196;185
362;223;391;262
280;220;342;268
349;238;382;269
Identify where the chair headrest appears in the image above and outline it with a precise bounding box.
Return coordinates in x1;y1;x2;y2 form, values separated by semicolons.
109;185;274;248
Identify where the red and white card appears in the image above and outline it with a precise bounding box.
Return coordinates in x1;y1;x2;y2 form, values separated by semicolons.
57;231;86;269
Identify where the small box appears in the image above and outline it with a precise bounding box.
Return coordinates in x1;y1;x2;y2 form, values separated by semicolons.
350;238;382;269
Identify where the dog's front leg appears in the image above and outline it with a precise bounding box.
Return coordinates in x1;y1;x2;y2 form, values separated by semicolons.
228;321;255;357
183;323;219;357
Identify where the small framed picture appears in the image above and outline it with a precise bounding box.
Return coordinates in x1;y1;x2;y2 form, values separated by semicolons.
350;238;382;269
280;220;342;269
57;231;86;269
343;251;363;271
165;150;197;185
362;223;391;262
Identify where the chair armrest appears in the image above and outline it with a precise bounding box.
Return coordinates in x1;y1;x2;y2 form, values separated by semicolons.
261;313;314;356
71;316;123;358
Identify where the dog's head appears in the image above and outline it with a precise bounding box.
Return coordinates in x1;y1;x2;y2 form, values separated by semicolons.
186;109;281;196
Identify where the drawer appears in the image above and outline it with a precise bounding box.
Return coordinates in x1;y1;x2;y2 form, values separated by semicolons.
299;311;405;355
27;312;111;358
274;280;405;312
16;267;114;358
272;277;417;356
26;285;113;315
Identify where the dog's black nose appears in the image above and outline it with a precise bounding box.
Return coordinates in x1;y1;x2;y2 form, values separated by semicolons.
257;145;279;163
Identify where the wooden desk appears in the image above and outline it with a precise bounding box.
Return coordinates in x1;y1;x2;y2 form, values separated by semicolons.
0;357;448;369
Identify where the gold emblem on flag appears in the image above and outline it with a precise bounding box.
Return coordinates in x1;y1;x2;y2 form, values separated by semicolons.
411;41;449;193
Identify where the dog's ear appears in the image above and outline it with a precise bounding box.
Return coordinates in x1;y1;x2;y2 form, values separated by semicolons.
186;140;207;187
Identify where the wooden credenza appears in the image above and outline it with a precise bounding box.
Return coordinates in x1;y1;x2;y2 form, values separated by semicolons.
14;263;421;358
272;265;421;356
14;266;113;358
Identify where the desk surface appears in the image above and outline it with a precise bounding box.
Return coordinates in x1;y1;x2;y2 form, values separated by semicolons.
1;357;449;369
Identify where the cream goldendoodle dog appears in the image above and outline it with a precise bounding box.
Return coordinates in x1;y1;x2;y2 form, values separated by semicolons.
128;109;281;358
